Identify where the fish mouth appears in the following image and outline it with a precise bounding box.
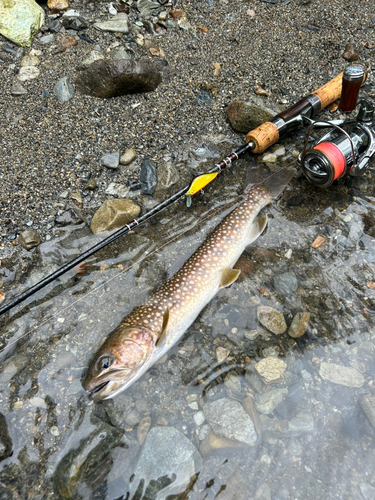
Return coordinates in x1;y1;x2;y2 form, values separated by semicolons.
88;380;110;399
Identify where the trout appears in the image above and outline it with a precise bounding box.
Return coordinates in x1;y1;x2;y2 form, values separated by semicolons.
83;168;294;399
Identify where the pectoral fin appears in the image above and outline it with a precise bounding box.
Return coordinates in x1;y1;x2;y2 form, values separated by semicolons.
246;215;268;246
156;308;169;347
219;267;241;288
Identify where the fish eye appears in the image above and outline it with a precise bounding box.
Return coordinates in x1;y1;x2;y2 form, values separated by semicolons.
97;355;113;371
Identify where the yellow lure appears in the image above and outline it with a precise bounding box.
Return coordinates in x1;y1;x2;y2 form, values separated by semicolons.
186;172;219;197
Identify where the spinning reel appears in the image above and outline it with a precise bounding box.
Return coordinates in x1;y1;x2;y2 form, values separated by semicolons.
298;99;375;188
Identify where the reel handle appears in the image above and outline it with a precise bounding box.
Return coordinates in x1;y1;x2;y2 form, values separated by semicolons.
246;71;366;154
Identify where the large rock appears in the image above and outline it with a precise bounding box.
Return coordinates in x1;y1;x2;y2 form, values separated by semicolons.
319;362;365;388
226;97;282;133
129;426;202;499
0;0;45;47
90;199;141;234
75;59;162;98
203;397;258;446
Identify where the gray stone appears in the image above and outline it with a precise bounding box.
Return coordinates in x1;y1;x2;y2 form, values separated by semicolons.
319;362;365;388
105;182;129;198
101;151;120;169
18;66;39;81
53;76;75;103
359;394;375;428
0;0;45;47
18;229;41;250
137;0;160;17
125;408;142;426
260;410;314;438
75;59;162;99
140;158;157;195
81;50;105;69
90;198;141;234
257;306;287;335
129;426;202;499
102;394;135;428
94;15;129;33
226;98;283;133
273;271;298;295
156;161;180;190
203;397;257;446
39;34;55;45
11;81;27;96
112;48;131;60
193;411;205;426
120;148;136;165
255;388;288;414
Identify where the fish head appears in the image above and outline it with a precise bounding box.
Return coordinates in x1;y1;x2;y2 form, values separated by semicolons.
83;325;154;400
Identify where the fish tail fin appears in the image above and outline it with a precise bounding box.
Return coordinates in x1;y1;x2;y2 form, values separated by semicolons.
251;166;295;199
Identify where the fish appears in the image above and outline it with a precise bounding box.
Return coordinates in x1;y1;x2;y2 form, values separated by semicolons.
83;167;295;399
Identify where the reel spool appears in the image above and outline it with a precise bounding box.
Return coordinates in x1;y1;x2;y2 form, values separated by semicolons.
299;100;375;188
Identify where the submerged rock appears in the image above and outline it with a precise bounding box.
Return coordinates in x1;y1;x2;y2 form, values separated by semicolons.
319;361;365;388
203;397;258;446
129;426;202;499
255;357;287;384
75;59;162;98
257;306;287;335
288;312;310;338
0;0;45;47
90;198;141;234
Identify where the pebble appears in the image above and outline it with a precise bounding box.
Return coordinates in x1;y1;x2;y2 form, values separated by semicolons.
11;81;28;96
137;416;151;445
319;361;365;388
29;397;47;409
39;34;55;45
61;16;89;31
17;229;41;250
203;397;257;446
216;346;230;363
50;426;60;437
288;312;310;338
101;151;120;169
20;55;39;67
90;198;141;234
255;357;287;384
200;432;244;456
140;158;158;195
359;394;375;428
18;66;40;81
255;387;288;414
129;426;202;498
47;0;69;13
94;16;129;34
125;408;142;426
257;306;287;335
193;411;205;426
342;43;359;61
105;183;129;198
53;76;75;103
261;153;277;163
120;148;136;165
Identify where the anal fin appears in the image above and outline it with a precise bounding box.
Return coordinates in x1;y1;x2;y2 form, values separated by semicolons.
219;267;241;288
246;215;268;246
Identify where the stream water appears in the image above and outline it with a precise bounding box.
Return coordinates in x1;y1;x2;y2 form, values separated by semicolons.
0;139;374;500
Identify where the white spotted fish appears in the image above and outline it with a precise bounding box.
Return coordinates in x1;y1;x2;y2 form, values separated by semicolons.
83;167;294;399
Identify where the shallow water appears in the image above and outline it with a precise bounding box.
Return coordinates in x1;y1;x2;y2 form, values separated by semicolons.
0;148;375;500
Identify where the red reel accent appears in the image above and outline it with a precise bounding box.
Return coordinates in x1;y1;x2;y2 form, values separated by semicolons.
313;142;346;180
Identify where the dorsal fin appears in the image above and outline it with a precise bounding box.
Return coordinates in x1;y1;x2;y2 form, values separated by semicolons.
156;309;169;347
219;267;241;288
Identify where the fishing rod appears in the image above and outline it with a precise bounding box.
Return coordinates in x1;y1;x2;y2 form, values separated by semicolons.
0;69;366;316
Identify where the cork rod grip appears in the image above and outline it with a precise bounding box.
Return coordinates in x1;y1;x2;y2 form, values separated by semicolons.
245;121;279;154
311;71;344;110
